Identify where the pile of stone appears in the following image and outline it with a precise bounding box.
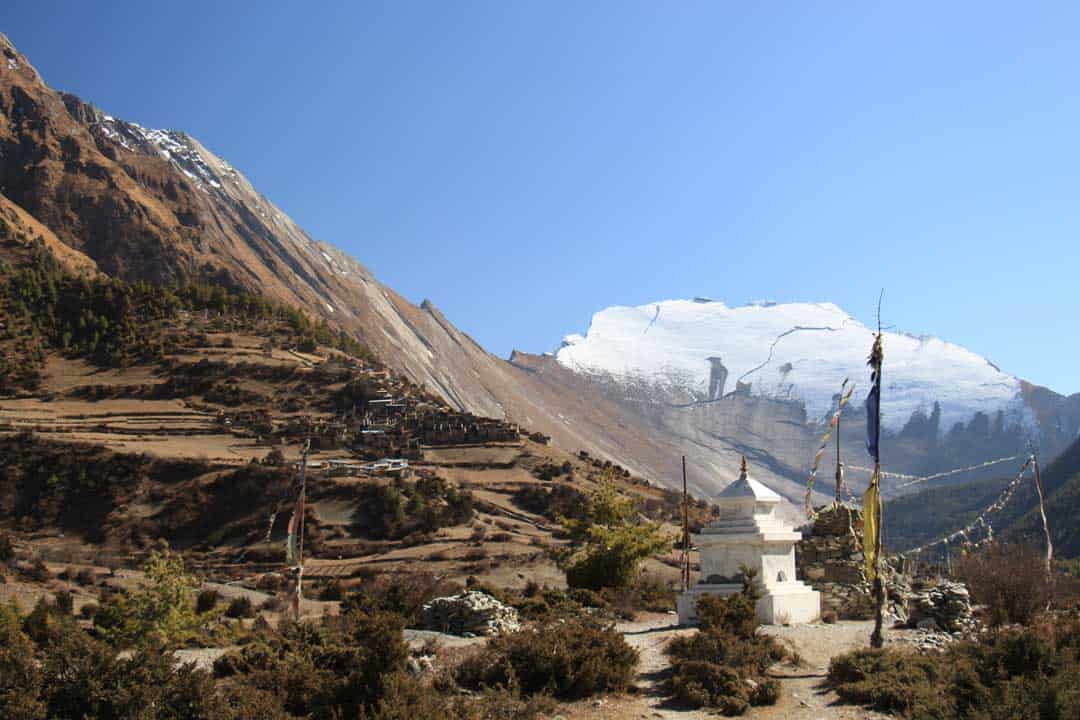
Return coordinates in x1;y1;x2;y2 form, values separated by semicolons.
420;591;521;637
905;581;975;634
890;628;959;653
798;505;913;622
798;505;874;618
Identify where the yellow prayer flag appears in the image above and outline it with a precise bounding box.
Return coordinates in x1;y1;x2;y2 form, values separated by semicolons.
863;467;881;582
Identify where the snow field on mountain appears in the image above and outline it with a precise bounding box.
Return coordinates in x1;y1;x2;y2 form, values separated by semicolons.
557;299;1026;432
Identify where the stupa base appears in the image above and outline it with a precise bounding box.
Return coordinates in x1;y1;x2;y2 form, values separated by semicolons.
677;582;820;625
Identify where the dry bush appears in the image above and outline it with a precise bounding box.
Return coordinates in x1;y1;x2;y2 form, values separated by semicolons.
600;574;676;618
225;596;256;619
955;543;1051;625
196;589;221;614
666;593;785;712
827;648;955;716
455;617;637;700
828;617;1080;720
255;573;284;592
25;558;50;582
342;571;461;625
0;532;13;564
318;579;345;601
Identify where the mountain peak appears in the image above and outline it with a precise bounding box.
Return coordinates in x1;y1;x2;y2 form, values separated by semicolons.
0;32;41;83
557;297;1027;433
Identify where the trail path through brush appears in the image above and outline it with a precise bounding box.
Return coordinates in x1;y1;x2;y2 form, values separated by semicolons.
568;615;892;719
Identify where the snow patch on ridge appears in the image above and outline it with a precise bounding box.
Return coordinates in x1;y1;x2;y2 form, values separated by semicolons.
555;299;1026;433
93;116;223;192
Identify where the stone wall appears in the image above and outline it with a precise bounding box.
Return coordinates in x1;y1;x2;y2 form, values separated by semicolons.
797;505;979;637
797;505;873;618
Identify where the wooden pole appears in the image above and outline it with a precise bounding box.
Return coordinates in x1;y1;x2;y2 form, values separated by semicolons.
835;404;843;505
870;297;887;649
294;440;310;622
1031;452;1053;579
681;456;691;593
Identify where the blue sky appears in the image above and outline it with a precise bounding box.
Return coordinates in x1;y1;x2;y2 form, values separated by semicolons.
5;2;1079;394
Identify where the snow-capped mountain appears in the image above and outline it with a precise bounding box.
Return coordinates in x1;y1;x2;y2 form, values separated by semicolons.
557;299;1030;435
548;297;1080;508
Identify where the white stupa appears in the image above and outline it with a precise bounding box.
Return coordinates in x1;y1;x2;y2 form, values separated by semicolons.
677;458;820;625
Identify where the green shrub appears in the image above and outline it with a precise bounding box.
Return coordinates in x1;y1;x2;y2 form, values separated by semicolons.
93;545;204;648
560;475;673;591
455;617;638;700
219;684;291;720
667;621;784;679
0;603;45;719
598;574;676;618
351;477;474;541
568;587;607;608
512;484;588;521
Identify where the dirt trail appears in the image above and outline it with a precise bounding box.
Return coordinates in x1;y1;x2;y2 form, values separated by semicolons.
566;615;892;719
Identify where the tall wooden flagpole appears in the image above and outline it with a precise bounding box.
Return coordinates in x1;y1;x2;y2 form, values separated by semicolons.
1031;451;1053;579
835;404;844;505
292;440;310;621
681;456;691;593
864;292;886;649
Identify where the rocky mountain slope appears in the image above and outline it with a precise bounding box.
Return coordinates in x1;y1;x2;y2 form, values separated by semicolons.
2;31;1076;511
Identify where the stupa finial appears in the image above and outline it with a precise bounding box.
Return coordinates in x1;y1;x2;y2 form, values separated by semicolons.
740;456;748;476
